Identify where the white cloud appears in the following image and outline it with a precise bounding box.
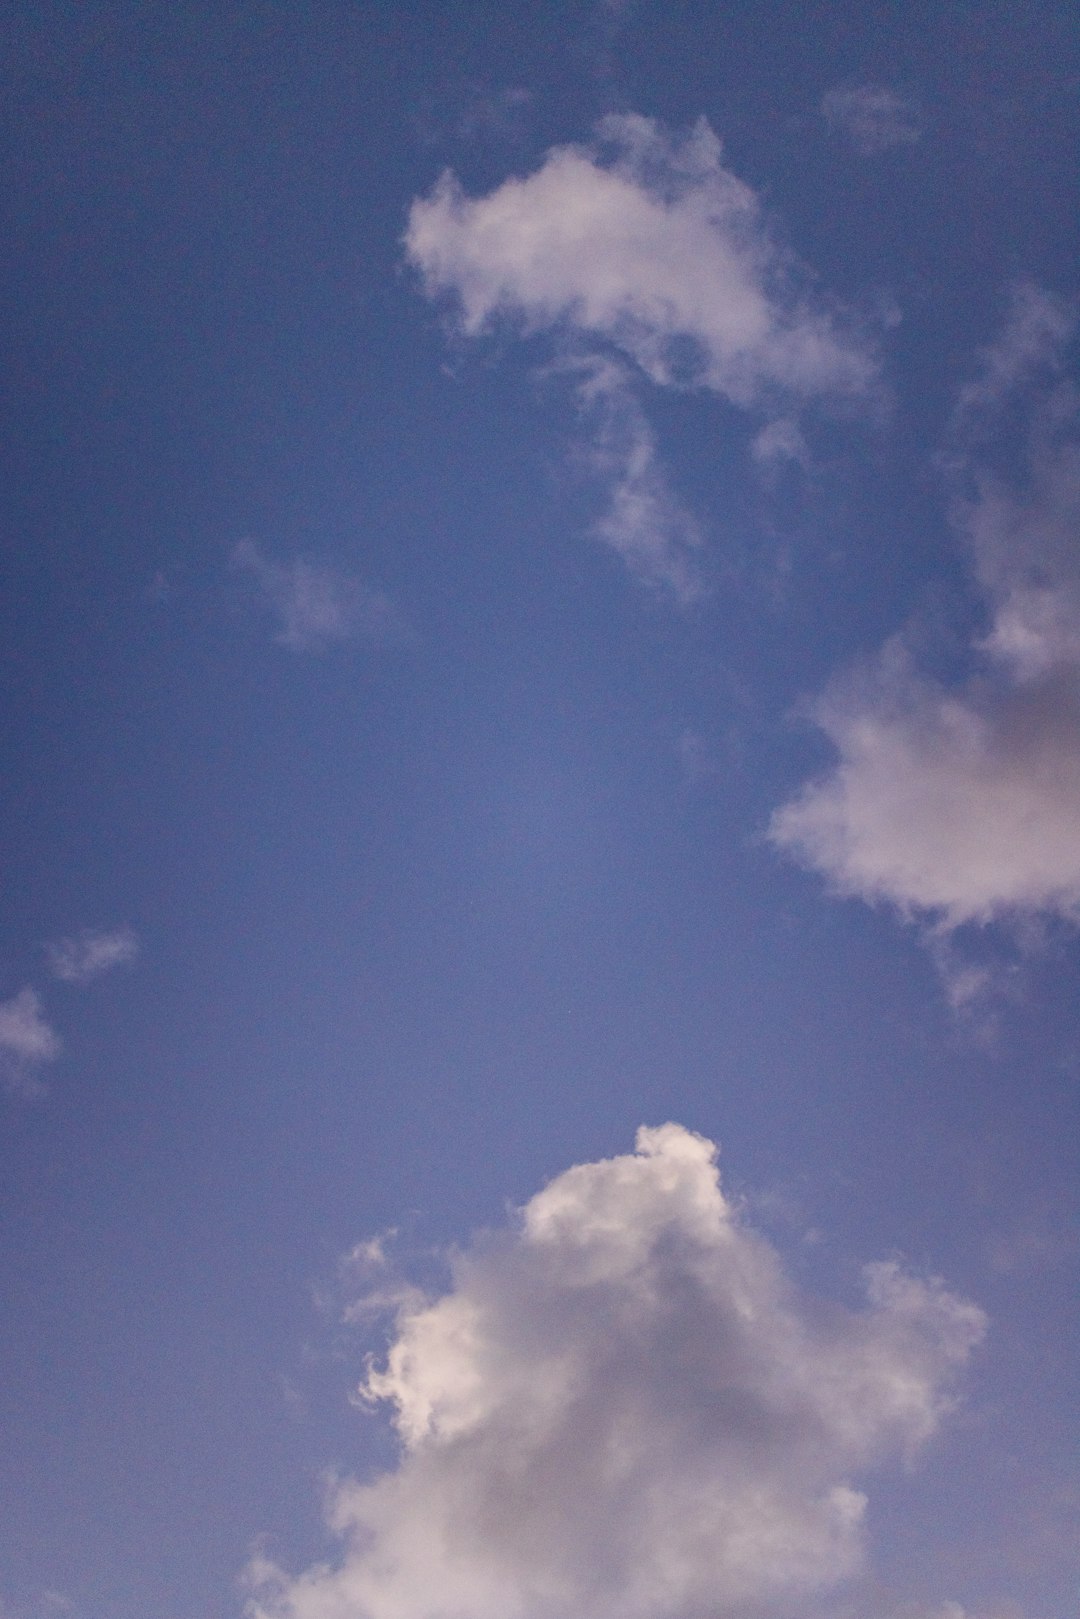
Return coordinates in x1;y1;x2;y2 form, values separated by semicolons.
406;116;877;596
232;541;406;654
246;1124;984;1619
772;288;1080;931
47;925;139;985
821;86;921;154
0;987;61;1097
771;644;1080;928
408;115;876;407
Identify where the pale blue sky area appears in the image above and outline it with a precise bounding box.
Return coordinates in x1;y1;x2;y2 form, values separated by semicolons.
2;5;1078;1619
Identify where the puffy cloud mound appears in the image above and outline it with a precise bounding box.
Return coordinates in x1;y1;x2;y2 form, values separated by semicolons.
406;115;876;409
772;287;1080;930
247;1125;984;1619
771;646;1080;927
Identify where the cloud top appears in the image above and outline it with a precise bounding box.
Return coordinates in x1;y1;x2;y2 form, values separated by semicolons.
247;1124;984;1619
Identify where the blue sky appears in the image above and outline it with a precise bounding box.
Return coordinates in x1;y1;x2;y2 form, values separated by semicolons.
2;4;1079;1618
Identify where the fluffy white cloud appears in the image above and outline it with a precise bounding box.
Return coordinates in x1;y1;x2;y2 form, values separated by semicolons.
407;115;876;407
406;116;876;596
772;288;1080;929
232;541;406;654
246;1124;984;1619
771;645;1080;927
47;925;139;984
0;987;61;1097
821;86;921;153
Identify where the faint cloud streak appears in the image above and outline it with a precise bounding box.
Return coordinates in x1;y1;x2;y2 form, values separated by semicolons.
232;541;408;654
822;85;921;153
0;987;61;1098
47;925;140;985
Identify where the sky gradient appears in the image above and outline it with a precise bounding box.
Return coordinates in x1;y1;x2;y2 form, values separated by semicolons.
2;5;1079;1619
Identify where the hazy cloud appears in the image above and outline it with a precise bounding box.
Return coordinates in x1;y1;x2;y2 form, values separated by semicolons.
752;414;810;470
772;288;1080;931
566;355;703;600
822;85;921;153
47;925;139;985
0;987;61;1097
232;541;407;654
246;1124;984;1619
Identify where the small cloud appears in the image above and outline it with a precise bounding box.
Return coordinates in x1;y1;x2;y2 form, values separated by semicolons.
951;282;1075;429
770;642;1080;930
566;355;704;602
47;925;140;985
751;415;810;471
232;540;408;654
822;85;921;153
0;987;61;1098
343;1234;396;1274
675;726;718;786
456;85;534;146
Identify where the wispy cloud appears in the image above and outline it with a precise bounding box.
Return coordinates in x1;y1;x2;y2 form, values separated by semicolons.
47;925;140;985
772;287;1080;937
406;115;878;597
822;85;921;153
232;540;407;654
0;987;61;1098
751;414;810;472
563;355;703;600
246;1124;983;1619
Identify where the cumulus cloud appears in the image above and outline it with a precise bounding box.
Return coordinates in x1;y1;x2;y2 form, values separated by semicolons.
246;1124;984;1619
406;116;876;595
772;287;1080;931
408;115;876;405
771;643;1080;928
0;987;61;1097
232;541;407;654
47;925;139;984
821;86;921;153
